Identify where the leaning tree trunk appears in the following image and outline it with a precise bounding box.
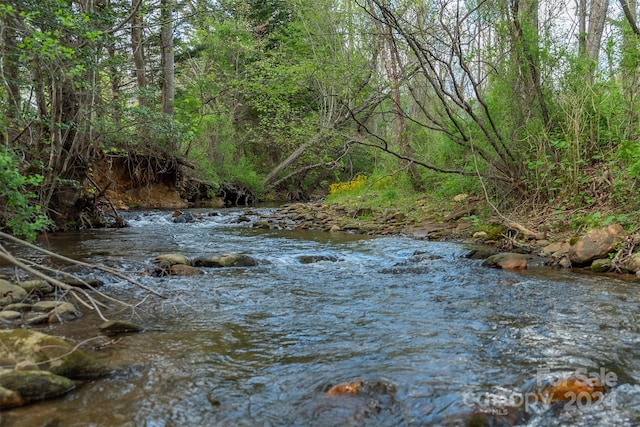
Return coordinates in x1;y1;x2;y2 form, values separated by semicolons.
261;90;389;190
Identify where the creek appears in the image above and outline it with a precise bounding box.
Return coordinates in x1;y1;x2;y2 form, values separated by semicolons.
3;208;640;426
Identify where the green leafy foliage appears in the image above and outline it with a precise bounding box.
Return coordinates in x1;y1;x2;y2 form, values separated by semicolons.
3;0;640;230
570;211;632;231
618;140;640;179
0;149;52;241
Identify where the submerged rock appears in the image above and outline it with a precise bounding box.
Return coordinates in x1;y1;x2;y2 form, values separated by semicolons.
542;376;604;404
439;409;525;427
300;379;400;426
464;247;500;260
59;276;104;289
325;380;364;396
99;319;143;336
193;253;258;268
297;255;340;264
172;210;195;223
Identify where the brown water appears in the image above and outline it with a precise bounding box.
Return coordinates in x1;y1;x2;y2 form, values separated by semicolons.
2;208;640;426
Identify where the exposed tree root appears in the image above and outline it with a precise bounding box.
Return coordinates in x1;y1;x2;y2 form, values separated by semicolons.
85;174;127;228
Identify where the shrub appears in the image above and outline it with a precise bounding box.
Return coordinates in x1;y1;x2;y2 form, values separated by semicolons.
0;149;51;241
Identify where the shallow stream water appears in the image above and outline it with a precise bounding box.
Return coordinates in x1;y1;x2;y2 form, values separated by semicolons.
2;208;640;426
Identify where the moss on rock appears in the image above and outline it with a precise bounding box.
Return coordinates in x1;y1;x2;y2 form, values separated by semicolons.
0;370;75;404
0;329;108;379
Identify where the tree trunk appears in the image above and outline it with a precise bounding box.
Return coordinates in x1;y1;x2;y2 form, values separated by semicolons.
509;0;550;128
160;0;175;117
578;0;587;57
371;1;424;191
2;16;21;123
620;0;640;35
131;0;147;107
620;0;640;141
585;0;608;69
107;44;122;124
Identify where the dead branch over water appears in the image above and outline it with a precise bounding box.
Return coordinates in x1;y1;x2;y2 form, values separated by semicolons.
0;231;166;321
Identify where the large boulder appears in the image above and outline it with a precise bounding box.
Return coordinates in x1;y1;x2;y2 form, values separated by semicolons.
0;329;108;379
568;224;625;265
481;253;527;270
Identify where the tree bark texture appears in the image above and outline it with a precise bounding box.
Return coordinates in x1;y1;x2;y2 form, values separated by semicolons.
160;0;175;116
131;0;147;107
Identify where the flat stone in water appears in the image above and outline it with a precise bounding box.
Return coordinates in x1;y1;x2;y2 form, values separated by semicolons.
48;302;80;323
19;280;54;294
32;301;61;312
0;310;22;321
4;303;32;313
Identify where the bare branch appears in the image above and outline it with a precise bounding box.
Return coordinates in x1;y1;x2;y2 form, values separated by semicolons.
0;231;165;299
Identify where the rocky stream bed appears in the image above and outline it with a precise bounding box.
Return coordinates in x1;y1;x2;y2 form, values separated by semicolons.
2;201;640;425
